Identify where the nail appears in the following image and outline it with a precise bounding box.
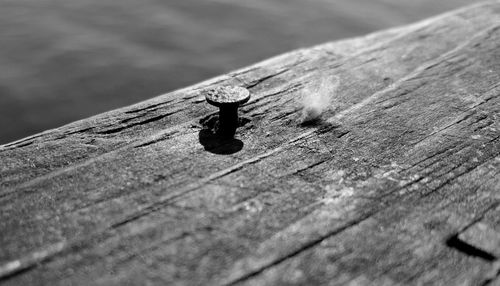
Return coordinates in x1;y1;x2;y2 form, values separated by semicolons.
205;86;250;137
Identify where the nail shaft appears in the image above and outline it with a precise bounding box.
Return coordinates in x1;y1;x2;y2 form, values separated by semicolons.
218;105;238;137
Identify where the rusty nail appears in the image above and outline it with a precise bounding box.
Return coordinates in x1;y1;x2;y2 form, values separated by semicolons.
205;86;250;137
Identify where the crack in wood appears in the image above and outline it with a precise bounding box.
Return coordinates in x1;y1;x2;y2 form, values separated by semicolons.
221;212;376;286
97;110;181;135
245;68;291;89
446;235;497;261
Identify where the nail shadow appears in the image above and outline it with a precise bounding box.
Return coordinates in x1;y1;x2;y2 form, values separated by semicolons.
198;114;251;155
198;129;243;155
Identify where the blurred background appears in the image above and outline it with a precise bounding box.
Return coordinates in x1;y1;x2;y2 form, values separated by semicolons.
1;0;475;144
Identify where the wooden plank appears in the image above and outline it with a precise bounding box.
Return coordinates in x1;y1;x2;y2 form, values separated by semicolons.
1;1;500;285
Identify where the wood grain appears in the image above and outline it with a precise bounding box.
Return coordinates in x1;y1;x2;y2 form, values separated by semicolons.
1;2;500;285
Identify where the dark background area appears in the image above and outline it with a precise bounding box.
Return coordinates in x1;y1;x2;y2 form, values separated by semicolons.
0;0;474;144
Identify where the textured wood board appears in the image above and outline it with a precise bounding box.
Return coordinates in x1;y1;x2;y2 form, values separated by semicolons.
1;1;500;285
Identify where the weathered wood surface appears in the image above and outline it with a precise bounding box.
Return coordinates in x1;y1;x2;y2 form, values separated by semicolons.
1;2;500;285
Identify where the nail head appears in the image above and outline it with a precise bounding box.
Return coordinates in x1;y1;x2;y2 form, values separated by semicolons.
205;86;250;107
